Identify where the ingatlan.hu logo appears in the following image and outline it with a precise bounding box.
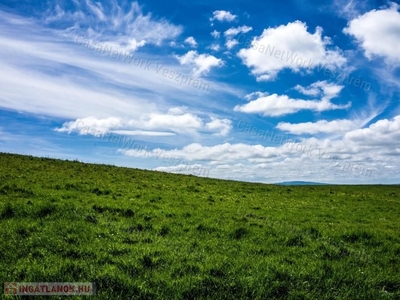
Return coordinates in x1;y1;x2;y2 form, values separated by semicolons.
4;282;95;296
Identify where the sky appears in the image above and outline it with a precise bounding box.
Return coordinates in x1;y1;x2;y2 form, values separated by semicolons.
0;0;399;184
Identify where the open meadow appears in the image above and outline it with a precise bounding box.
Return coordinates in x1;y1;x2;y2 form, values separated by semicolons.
0;152;399;299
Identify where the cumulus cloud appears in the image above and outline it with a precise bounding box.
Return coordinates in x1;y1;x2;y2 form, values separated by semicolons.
294;81;345;99
209;44;221;51
224;25;252;37
343;3;400;64
225;39;239;49
235;81;350;117
205;117;232;136
211;30;221;38
210;10;237;22
55;117;175;137
174;50;223;76
55;116;123;136
237;21;346;81
122;142;280;162
224;25;252;50
276;119;358;135
234;94;350;117
184;36;197;47
344;115;400;146
294;83;322;97
55;110;232;137
129;112;203;135
116;114;400;183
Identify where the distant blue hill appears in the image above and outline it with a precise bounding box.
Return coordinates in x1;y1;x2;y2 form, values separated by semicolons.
274;181;330;186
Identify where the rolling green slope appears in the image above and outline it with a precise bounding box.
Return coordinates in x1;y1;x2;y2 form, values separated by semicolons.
0;152;399;299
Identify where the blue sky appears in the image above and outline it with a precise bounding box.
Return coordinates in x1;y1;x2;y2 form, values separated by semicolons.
0;0;399;184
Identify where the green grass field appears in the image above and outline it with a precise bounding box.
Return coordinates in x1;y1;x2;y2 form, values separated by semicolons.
0;152;399;299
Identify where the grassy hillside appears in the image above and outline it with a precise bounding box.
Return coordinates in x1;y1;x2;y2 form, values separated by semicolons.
0;152;399;299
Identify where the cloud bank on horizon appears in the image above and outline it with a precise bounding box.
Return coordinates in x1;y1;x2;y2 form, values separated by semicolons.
0;0;399;184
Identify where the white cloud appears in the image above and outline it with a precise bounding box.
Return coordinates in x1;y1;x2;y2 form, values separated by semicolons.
234;94;350;117
235;81;350;117
129;112;203;135
5;2;400;184
58;113;398;183
110;130;176;136
123;142;280;162
118;130;399;183
84;1;106;21
223;26;252;50
225;39;239;49
118;114;400;183
244;91;269;101
276;119;358;135
344;115;400;146
184;36;197;47
294;81;344;99
0;8;241;127
343;3;400;64
224;25;252;37
55;111;232;137
174;50;223;76
209;44;221;51
55;117;123;136
332;0;368;20
237;21;346;81
168;106;188;115
210;10;237;22
205;117;232;136
294;83;321;96
169;41;181;47
211;30;221;38
43;1;183;53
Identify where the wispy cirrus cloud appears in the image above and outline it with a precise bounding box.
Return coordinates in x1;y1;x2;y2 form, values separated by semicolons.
43;1;183;53
0;3;239;149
